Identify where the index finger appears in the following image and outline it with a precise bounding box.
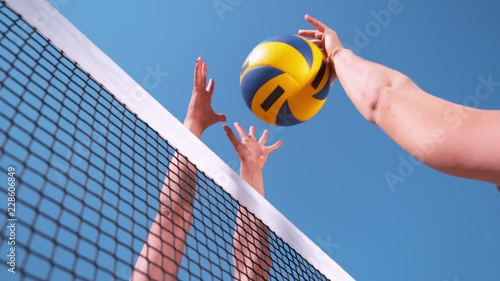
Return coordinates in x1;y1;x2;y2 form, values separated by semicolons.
305;14;326;32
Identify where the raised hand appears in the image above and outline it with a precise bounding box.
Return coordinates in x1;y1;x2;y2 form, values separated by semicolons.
184;57;226;138
299;14;344;83
223;123;282;170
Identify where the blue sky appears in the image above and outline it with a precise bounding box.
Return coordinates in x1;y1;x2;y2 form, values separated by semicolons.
53;0;500;280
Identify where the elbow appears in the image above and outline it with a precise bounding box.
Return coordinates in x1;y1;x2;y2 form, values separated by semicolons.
364;83;388;124
365;73;413;124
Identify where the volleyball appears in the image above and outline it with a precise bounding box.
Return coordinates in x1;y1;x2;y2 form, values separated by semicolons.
240;34;330;126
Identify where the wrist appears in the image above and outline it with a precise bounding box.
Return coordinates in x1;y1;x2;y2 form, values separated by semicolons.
240;162;264;173
327;48;349;78
329;47;346;61
183;117;204;138
240;164;264;196
328;48;349;71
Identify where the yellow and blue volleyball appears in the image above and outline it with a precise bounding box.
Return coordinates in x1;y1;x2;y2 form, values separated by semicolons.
240;34;330;126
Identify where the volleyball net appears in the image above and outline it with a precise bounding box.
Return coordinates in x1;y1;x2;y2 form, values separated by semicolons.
0;1;354;280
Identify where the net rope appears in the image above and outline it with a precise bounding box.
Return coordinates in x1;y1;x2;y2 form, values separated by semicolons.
0;2;331;280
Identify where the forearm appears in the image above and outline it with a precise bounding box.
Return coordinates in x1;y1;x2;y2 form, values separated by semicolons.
333;49;500;183
233;164;270;280
332;48;410;122
132;212;190;281
133;119;201;280
234;209;270;281
240;165;265;196
132;156;197;281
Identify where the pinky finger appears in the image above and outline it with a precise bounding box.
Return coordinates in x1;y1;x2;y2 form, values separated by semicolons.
266;140;283;154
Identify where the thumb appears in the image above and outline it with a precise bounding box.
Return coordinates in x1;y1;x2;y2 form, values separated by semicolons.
223;124;240;150
217;113;227;122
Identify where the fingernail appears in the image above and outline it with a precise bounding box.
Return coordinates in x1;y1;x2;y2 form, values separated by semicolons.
196;57;201;62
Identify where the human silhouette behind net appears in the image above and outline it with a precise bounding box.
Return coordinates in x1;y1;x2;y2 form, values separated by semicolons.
131;57;281;281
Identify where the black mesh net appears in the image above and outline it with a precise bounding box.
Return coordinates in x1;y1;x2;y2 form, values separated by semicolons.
0;2;330;280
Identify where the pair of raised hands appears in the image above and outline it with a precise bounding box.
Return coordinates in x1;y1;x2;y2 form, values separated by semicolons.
184;15;339;169
184;57;282;170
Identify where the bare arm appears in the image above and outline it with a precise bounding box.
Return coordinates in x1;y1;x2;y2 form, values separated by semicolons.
131;58;226;281
131;132;197;281
131;119;200;281
333;49;500;184
224;124;282;281
233;165;271;281
300;15;500;186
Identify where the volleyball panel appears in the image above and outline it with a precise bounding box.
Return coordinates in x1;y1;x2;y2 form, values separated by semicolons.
288;60;331;121
250;72;300;125
240;40;313;84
